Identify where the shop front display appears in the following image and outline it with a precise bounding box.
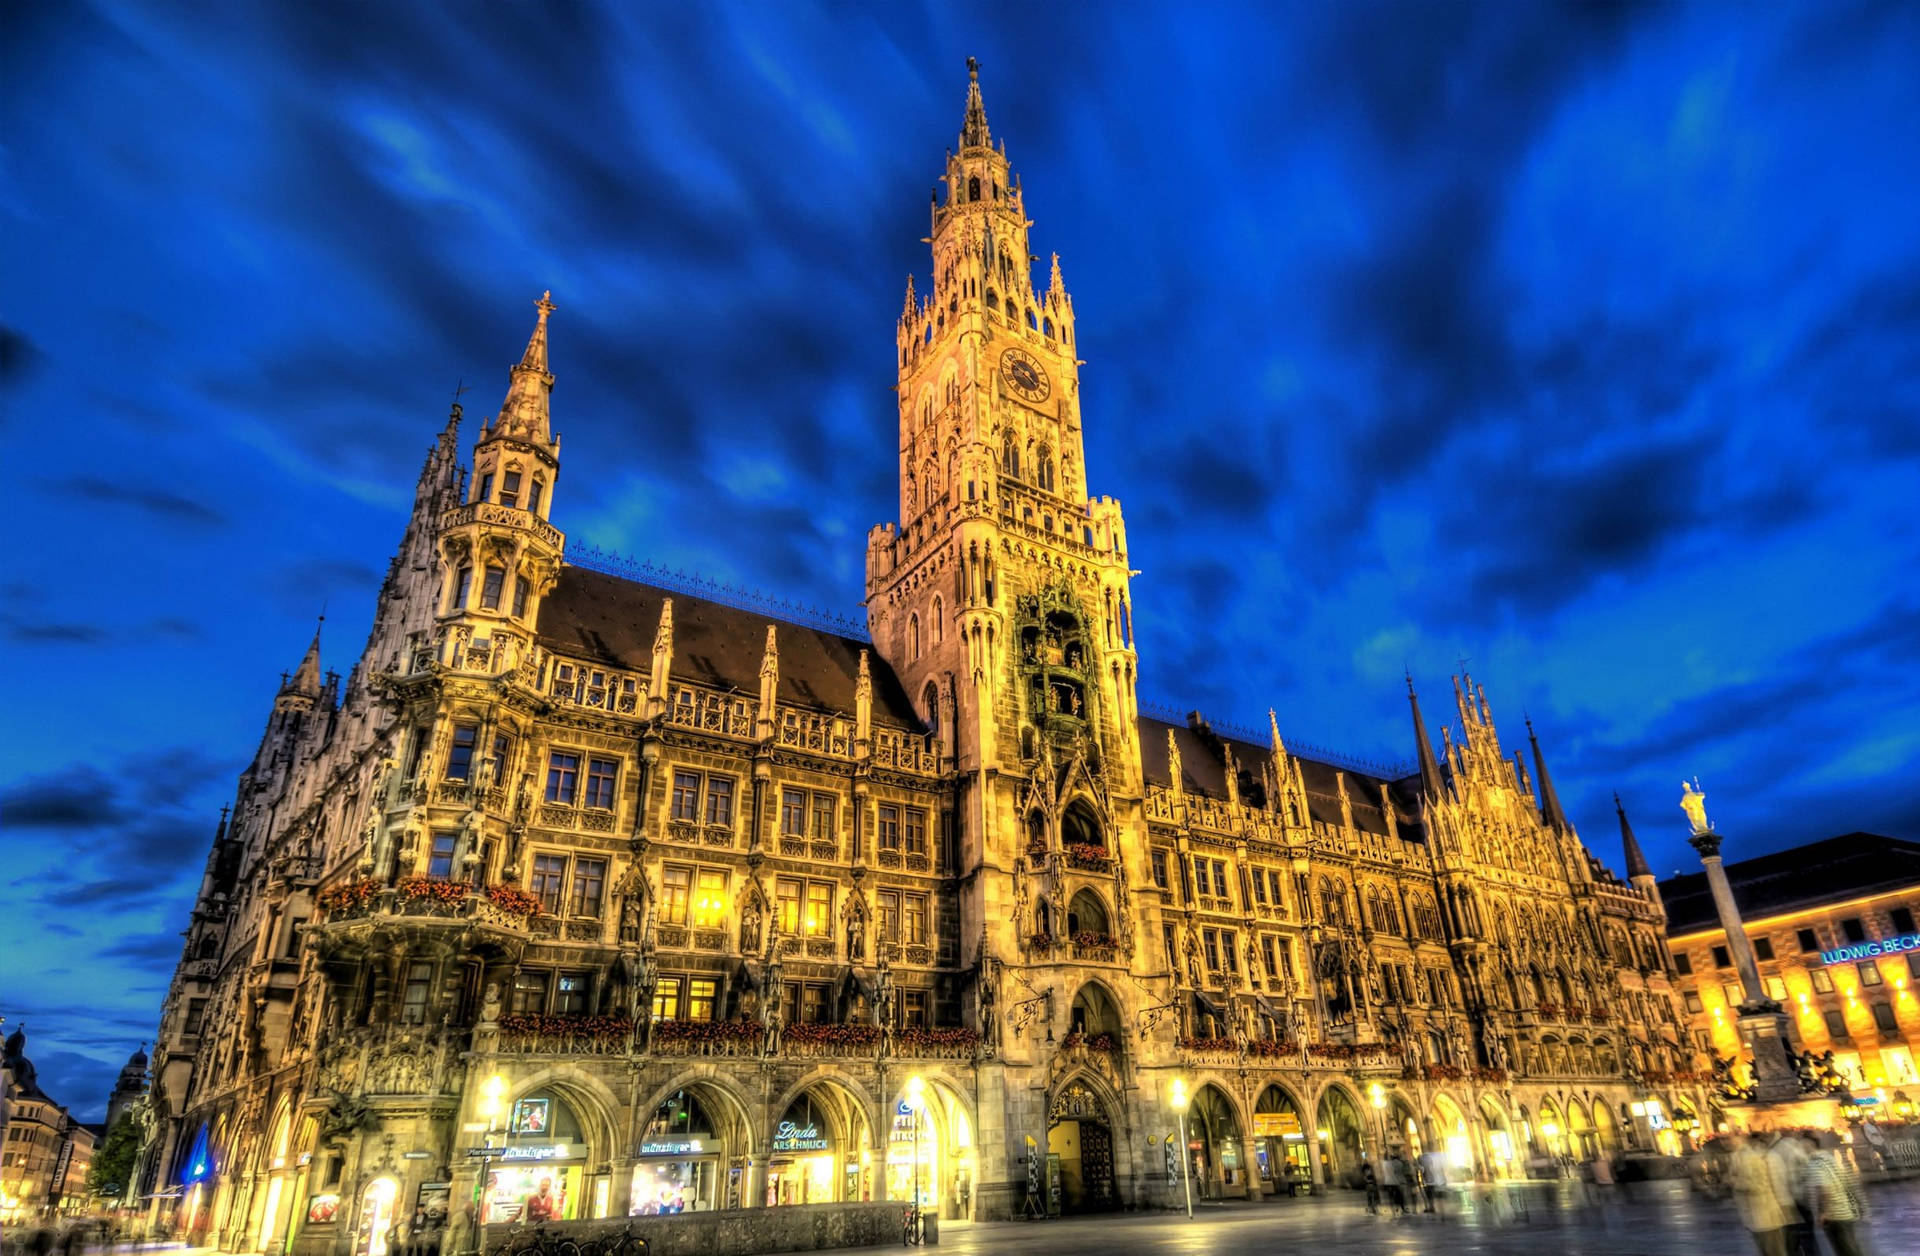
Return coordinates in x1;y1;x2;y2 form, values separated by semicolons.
766;1090;870;1207
884;1099;938;1209
482;1152;582;1225
633;1089;728;1214
1251;1087;1310;1196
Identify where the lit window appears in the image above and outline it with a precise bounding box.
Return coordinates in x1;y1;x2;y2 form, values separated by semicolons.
651;979;680;1022
1859;962;1883;988
1686;992;1704;1013
693;869;728;928
687;979;716;1022
511;971;548;1015
1812;969;1834;994
806;883;833;937
776;878;802;935
554;972;590;1015
1765;976;1788;1001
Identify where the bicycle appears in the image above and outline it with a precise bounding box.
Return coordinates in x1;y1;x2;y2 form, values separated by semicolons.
577;1223;649;1256
901;1205;924;1247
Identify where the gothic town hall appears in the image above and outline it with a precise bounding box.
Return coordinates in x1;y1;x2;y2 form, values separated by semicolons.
132;63;1704;1253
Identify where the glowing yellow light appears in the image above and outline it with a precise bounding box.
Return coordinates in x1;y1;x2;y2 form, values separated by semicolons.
480;1073;509;1121
1169;1078;1189;1112
1369;1082;1386;1109
1542;1122;1560;1137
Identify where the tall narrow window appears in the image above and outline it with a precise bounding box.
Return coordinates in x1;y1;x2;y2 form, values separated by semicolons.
661;867;691;926
477;472;494;503
805;883;833;937
781;788;807;836
545;751;580;804
531;854;568;914
512;576;531;618
903;895;928;945
528;479;545;516
878;805;901;850
489;731;513;782
446;726;478;780
452;566;472;611
687;978;716;1022
776;878;802;936
554;972;590;1016
904;808;927;855
671;771;701;821
480;566;505;611
583;757;618;809
428;833;457;879
500;470;522;509
401;962;433;1024
652;979;681;1022
511;971;548;1015
571;857;606;918
810;794;836;841
704;777;734;826
878;891;900;943
693;869;728;928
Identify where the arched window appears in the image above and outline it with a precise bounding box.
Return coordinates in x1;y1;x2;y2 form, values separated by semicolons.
1043;317;1053;338
1036;445;1055;492
1001;433;1020;477
945;378;959;405
923;681;940;745
968;176;980;201
529;479;545;516
1027;308;1039;331
985;288;998;312
908;614;921;660
931;596;944;643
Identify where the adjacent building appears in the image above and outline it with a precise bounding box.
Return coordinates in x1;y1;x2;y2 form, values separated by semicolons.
1;1028;97;1223
136;63;1696;1256
1661;832;1920;1124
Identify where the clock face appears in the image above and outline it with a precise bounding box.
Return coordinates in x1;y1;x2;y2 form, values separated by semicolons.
1001;347;1051;403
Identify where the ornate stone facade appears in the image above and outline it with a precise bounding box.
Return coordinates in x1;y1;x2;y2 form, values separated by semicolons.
136;63;1702;1254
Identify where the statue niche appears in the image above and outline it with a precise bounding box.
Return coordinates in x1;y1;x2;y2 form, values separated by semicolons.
1017;591;1092;740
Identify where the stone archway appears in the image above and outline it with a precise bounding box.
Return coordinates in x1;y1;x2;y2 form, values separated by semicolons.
1314;1084;1366;1188
1047;1077;1119;1212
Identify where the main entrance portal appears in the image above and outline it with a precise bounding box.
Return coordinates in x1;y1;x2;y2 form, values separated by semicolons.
1046;1082;1117;1212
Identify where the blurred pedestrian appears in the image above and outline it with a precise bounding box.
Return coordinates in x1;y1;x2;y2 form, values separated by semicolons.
1805;1142;1868;1256
1361;1156;1380;1215
1730;1134;1789;1256
1764;1130;1815;1256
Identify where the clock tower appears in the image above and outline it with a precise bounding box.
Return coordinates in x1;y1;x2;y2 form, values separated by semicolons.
866;60;1152;998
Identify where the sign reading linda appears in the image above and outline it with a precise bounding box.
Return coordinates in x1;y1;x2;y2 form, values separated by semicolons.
771;1121;828;1153
1819;933;1920;965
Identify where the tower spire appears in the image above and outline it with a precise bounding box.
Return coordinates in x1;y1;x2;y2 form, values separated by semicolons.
492;291;557;444
1527;716;1571;832
286;615;323;695
1408;673;1445;800
961;56;990;148
1616;792;1653;881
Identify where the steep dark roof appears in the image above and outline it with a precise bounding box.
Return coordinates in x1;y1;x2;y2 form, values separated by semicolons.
1656;832;1920;935
536;565;924;729
1137;715;1424;841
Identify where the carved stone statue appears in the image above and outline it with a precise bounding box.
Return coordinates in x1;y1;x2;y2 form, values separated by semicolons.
479;982;501;1027
978;954;1000;1048
1680;777;1712;835
742;903;763;956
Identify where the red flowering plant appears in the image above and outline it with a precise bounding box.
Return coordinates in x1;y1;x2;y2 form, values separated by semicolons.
1062;843;1112;871
498;1014;633;1042
397;875;470;909
1306;1042;1392;1062
1027;932;1056;951
652;1019;761;1045
1177;1036;1239;1053
1535;1002;1561;1019
1471;1067;1509;1083
1415;1063;1466;1082
1059;1031;1116;1052
317;879;381;916
1246;1039;1298;1059
782;1022;883;1047
1071;931;1118;958
484;883;542;919
896;1026;981;1049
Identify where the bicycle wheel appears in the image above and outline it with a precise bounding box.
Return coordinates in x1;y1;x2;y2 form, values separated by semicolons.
554;1240;582;1256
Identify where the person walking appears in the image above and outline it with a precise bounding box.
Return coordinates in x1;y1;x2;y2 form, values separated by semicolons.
1381;1152;1404;1214
1804;1142;1868;1256
1361;1157;1380;1215
1730;1134;1790;1256
1420;1148;1446;1214
1764;1130;1816;1256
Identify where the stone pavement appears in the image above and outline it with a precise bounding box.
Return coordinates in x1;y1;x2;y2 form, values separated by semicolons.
825;1178;1920;1256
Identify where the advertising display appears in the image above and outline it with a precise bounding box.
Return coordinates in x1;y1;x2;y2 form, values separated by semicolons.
481;1165;580;1224
631;1139;715;1215
306;1194;341;1225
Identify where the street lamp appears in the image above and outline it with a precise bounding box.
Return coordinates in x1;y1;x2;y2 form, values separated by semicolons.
1168;1078;1192;1219
475;1074;508;1256
906;1075;926;1243
1368;1082;1388;1162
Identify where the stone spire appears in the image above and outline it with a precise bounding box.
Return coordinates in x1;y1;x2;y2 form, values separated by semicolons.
1407;674;1445;800
1616;792;1653;881
285;616;323;695
491;291;557;444
960;56;990;148
1527;716;1571;832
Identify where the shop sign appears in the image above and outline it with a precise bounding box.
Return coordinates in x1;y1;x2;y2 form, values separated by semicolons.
639;1140;704;1157
772;1121;828;1153
483;1144;564;1167
1252;1113;1302;1138
1819;933;1920;965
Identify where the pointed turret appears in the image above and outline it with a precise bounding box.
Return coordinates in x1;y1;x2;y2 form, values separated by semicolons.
1527;717;1571;832
960;55;990;148
492;292;556;444
1408;674;1446;800
1616;792;1653;881
285;616;323;696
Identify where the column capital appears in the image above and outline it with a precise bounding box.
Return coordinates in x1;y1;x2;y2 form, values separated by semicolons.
1686;829;1723;860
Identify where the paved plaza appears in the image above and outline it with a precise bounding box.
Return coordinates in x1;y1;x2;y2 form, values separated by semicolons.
876;1179;1920;1256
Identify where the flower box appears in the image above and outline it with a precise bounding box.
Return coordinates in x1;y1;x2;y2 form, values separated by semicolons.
652;1018;761;1045
1060;1031;1117;1053
782;1022;883;1047
317;878;381;916
1063;843;1113;872
1246;1039;1297;1059
1178;1036;1238;1053
485;883;542;919
397;875;471;909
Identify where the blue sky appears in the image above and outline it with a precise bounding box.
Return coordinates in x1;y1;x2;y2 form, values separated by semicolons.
3;1;1916;1119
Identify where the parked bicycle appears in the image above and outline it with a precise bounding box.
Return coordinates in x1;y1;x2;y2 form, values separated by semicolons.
577;1223;650;1256
901;1204;924;1247
490;1223;582;1256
